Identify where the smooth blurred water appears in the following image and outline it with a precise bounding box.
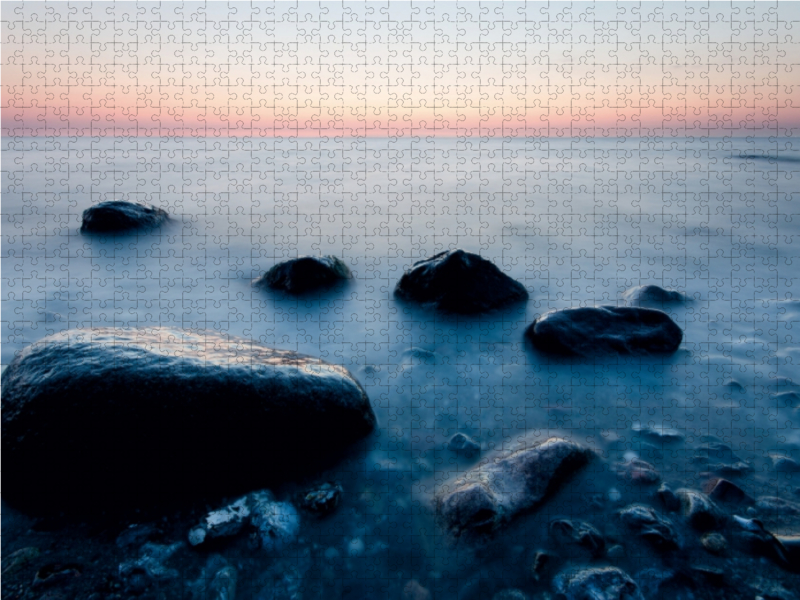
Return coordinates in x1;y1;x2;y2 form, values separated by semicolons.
3;136;800;590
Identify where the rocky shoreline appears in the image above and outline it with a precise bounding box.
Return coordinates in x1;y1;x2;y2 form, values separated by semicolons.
2;235;799;599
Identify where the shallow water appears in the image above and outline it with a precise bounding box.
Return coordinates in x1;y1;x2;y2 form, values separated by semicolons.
3;135;800;597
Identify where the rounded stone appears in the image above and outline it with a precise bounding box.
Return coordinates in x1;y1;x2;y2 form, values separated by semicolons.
253;255;352;294
81;201;169;233
526;306;683;357
394;249;528;314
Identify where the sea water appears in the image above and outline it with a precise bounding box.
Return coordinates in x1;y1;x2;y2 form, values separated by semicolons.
2;134;799;596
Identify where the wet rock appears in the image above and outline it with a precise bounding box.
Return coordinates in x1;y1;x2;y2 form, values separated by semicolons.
549;518;606;558
553;567;644;600
773;534;800;572
700;532;727;555
692;443;752;475
2;547;39;578
189;496;251;546
253;255;351;294
635;569;695;600
81;201;169;233
403;579;432;600
190;555;237;600
632;423;683;441
492;590;529;600
753;581;799;600
529;550;555;582
116;523;160;549
732;516;796;571
607;544;625;559
298;482;343;516
657;483;681;512
253;548;311;600
448;433;481;458
622;285;689;307
526;306;683;357
435;437;594;540
32;564;82;589
617;504;681;551
613;458;660;485
770;454;800;473
1;327;376;507
394;249;528;314
119;542;184;581
690;565;726;586
676;489;725;531
249;490;300;552
703;478;754;505
756;496;800;515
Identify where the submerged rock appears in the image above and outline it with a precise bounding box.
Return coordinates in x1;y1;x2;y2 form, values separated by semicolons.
1;327;376;507
617;504;681;551
448;433;481;458
525;306;683;357
189;555;237;600
253;255;352;294
756;496;800;515
549;518;606;557
771;454;800;473
119;542;184;582
298;482;343;516
613;458;660;485
81;201;169;233
435;437;594;540
657;483;682;513
700;532;727;555
553;567;644;600
249;491;300;552
676;490;725;531
394;249;528;314
622;285;689;307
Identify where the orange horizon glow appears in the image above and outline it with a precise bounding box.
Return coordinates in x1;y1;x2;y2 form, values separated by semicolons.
3;2;799;138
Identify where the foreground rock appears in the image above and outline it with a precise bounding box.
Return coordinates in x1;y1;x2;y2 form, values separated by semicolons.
622;285;689;307
1;327;376;508
81;201;169;233
553;567;644;600
435;437;594;540
253;255;352;294
394;249;528;314
617;504;681;551
525;306;683;356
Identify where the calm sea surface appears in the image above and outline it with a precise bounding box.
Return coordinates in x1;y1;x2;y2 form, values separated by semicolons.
2;135;799;596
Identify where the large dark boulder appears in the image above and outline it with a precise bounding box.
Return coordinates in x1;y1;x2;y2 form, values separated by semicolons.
394;249;528;313
526;306;682;357
435;437;594;541
81;201;169;233
253;256;352;294
1;328;376;509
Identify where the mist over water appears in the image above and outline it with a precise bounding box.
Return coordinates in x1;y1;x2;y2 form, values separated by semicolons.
3;135;800;596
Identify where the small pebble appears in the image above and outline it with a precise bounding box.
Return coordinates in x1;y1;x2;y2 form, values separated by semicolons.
701;532;727;555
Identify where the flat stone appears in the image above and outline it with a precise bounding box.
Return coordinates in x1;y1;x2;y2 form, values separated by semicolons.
394;249;528;314
756;496;800;515
622;285;689;307
525;306;683;357
435;437;594;540
80;201;169;233
553;567;644;600
253;255;352;294
1;327;377;508
700;532;727;555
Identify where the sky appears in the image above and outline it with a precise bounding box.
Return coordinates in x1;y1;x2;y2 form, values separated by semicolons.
3;1;799;137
